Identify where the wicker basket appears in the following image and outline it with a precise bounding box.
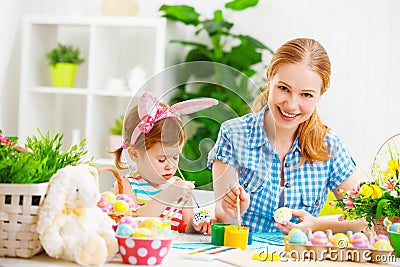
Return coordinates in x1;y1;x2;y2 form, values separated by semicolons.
373;216;400;236
0;182;48;258
98;166;138;223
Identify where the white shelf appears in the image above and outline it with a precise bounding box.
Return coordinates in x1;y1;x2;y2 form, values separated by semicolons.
18;16;166;164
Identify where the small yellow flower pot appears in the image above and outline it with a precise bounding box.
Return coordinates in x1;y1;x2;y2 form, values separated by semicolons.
50;63;77;87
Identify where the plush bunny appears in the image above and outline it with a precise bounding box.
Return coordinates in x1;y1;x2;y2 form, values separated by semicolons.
36;164;118;266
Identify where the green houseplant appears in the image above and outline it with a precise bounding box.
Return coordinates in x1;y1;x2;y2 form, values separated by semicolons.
46;43;85;87
159;0;274;189
109;115;124;152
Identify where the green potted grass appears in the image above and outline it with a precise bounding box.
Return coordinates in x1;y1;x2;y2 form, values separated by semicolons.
109;115;124;153
46;43;85;87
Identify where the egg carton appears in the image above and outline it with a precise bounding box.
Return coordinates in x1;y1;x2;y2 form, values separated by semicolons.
285;229;395;264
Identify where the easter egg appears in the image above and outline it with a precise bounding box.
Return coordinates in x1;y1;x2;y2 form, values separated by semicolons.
138;218;163;231
116;223;135;237
116;193;136;210
288;229;308;244
287;228;303;238
101;191;116;203
273;207;292;224
97;195;113;212
374;234;390;243
311;231;330;246
374;239;393;251
390;222;400;233
331;233;349;248
193;210;211;226
118;216;139;230
350;232;370;249
113;200;130;213
132;227;154;238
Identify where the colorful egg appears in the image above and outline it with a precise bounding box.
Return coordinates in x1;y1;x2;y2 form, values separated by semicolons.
101;191;116;203
273;207;292;224
96;195;113;212
118;216;139;230
116;194;136;210
311;231;330;246
193;210;212;226
113;200;130;213
350;232;370;249
132;227;154;238
116;223;135;237
374;239;393;251
331;233;349;248
138;218;163;231
390;222;400;233
288;229;308;244
287;228;303;238
374;234;390;243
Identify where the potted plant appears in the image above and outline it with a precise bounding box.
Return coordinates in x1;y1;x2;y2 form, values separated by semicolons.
159;0;274;189
334;133;400;234
46;43;85;87
0;129;90;258
109;115;124;153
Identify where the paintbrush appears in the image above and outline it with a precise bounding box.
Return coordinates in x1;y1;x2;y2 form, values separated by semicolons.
177;167;201;209
237;194;241;227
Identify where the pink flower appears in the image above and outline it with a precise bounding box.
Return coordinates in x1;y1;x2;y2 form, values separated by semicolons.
349;185;361;197
383;180;395;190
343;198;354;209
15;146;26;153
0;134;12;146
329;201;335;206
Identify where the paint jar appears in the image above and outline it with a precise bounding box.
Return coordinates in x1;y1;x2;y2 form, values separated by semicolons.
247;229;253;245
224;225;249;250
211;223;230;246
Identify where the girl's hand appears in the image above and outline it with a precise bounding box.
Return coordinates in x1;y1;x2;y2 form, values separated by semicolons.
191;217;217;235
221;185;250;218
163;177;194;204
274;209;316;234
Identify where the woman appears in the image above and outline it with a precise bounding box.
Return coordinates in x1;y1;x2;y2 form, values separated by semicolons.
208;38;366;233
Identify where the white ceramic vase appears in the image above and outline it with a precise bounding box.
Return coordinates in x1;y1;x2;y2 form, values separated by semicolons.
101;0;138;16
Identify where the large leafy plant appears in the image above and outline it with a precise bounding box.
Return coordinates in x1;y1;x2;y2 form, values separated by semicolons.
159;0;274;189
0;129;90;184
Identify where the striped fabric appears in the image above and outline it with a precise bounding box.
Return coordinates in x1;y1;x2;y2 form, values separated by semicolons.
207;105;356;233
124;172;184;231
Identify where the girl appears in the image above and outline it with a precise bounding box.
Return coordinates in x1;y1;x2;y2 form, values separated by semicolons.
112;92;218;234
208;38;367;234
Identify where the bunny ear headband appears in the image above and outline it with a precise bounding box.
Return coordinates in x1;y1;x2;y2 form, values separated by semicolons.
125;92;218;147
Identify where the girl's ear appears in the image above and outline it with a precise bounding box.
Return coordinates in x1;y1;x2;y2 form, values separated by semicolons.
129;148;140;162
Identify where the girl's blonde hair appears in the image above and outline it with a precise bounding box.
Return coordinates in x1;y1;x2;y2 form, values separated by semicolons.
112;103;185;169
253;38;331;163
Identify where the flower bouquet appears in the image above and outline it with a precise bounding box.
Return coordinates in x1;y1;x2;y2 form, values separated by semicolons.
334;133;400;234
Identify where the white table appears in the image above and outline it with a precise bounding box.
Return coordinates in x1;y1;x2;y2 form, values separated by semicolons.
0;249;234;267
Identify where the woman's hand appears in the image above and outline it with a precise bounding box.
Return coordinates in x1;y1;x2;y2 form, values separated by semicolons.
220;185;250;218
274;209;317;234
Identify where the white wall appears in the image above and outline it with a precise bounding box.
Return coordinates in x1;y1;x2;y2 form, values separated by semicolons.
1;0;399;177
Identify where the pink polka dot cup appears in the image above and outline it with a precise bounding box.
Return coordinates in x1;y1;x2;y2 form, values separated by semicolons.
117;236;174;265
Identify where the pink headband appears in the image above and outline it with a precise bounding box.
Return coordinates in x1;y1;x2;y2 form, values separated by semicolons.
127;92;218;147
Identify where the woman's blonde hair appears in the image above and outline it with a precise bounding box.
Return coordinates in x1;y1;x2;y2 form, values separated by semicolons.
253;38;331;163
111;103;185;169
